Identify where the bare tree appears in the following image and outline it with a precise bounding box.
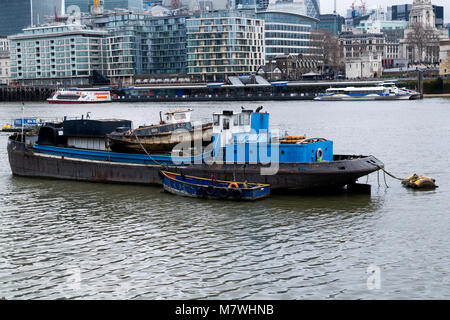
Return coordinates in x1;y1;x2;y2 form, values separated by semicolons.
405;23;440;64
315;29;343;77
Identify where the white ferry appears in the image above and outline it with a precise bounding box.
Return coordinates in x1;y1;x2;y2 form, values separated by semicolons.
314;82;421;101
47;90;112;104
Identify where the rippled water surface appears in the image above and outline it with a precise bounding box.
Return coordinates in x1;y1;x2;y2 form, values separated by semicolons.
0;99;449;299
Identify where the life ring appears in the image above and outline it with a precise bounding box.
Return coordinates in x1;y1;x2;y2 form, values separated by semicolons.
228;182;239;189
316;148;323;162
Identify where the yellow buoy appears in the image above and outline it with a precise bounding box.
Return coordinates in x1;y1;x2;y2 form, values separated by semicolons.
402;174;437;189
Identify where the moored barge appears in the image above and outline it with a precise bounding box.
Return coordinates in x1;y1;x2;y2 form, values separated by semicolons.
6;108;384;191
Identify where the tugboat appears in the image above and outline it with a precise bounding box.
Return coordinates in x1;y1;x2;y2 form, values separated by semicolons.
7;107;384;191
106;109;213;153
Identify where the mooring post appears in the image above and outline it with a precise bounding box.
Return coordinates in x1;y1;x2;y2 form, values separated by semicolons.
418;70;424;99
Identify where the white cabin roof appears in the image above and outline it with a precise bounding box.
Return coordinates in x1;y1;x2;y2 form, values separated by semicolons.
165;108;193;115
326;86;388;91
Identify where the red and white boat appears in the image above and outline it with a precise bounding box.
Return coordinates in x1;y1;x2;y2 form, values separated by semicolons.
47;90;112;104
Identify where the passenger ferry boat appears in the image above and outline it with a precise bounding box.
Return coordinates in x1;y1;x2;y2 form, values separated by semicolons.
314;81;420;101
47;90;112;104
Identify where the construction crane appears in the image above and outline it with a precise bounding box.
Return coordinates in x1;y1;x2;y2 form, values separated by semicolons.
352;0;367;17
360;0;367;15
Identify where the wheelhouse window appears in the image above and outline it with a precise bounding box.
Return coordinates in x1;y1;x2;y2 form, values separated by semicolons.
56;94;80;100
223;118;230;130
239;113;250;125
213;114;220;126
174;113;186;120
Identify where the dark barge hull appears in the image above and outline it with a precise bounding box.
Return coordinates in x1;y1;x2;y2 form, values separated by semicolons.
113;95;315;103
7;138;383;191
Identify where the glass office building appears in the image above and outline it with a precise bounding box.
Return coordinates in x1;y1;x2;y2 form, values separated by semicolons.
265;0;320;20
186;11;265;82
0;0;63;36
91;12;150;83
9;24;108;86
147;15;187;76
258;11;319;61
318;14;345;35
90;11;187;84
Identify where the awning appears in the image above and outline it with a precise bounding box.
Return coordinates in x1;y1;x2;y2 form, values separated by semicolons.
207;83;224;87
303;71;320;76
270;81;288;86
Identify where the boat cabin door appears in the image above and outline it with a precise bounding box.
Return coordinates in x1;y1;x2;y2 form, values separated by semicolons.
213;111;234;148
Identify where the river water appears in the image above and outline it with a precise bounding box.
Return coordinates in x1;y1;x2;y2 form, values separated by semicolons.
0;99;449;299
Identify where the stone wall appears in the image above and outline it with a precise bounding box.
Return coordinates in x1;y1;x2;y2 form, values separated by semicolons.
440;40;450;76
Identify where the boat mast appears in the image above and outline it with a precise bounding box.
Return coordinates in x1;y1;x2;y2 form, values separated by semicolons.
21;102;24;142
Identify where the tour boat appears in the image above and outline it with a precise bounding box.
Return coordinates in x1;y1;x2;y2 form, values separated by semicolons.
47;90;112;104
314;81;421;101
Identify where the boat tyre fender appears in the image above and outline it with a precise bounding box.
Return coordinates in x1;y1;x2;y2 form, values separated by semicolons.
228;182;239;189
316;148;323;162
196;187;206;198
206;185;215;195
230;188;242;200
158;171;165;180
218;188;229;199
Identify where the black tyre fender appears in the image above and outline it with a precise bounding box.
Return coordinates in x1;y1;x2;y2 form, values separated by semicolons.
218;188;229;199
230;188;242;200
196;187;206;198
206;185;215;195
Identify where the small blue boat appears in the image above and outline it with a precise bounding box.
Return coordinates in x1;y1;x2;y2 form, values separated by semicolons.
160;171;270;201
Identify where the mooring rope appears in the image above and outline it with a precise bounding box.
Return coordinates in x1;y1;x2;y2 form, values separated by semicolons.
375;164;404;181
133;131;165;167
383;170;389;188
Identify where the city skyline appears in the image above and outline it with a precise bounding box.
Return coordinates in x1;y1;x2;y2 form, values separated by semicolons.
320;0;450;23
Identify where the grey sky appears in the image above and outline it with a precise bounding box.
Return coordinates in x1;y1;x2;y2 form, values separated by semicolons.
320;0;449;23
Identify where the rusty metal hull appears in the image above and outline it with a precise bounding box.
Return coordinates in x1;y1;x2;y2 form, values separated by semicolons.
106;124;212;154
7;138;384;191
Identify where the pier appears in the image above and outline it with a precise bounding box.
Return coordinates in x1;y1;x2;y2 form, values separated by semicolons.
0;86;53;102
1;77;447;102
